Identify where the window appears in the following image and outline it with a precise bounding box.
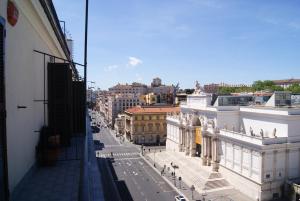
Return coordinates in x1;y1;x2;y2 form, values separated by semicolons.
148;124;153;132
156;123;160;131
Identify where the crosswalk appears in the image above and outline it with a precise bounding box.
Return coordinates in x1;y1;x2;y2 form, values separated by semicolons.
96;151;140;158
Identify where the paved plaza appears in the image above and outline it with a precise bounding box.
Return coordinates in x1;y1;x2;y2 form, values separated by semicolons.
145;150;254;201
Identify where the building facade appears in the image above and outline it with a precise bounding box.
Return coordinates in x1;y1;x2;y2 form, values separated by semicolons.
0;0;79;199
272;79;300;89
124;106;179;145
108;82;148;95
107;94;143;127
166;90;300;201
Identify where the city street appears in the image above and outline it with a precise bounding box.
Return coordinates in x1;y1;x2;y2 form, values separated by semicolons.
93;114;178;201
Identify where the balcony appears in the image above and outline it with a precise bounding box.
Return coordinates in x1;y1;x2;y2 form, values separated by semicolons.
11;117;105;201
219;129;287;146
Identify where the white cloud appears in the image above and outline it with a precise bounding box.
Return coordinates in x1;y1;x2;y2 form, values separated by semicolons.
104;65;119;72
128;57;143;67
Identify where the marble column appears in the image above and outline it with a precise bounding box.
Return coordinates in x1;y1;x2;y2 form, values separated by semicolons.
179;128;182;152
212;138;220;172
207;137;212;166
185;129;190;156
190;128;196;157
202;136;207;165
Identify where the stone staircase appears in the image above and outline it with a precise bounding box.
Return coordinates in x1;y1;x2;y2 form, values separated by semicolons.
146;150;233;193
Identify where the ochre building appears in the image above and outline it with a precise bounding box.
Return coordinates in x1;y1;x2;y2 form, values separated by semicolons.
124;106;179;145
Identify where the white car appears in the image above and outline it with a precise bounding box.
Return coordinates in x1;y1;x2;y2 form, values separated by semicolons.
175;195;186;201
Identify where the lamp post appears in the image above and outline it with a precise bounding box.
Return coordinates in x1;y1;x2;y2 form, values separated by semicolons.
190;185;195;200
202;190;207;201
178;176;182;189
153;148;156;167
84;0;89;134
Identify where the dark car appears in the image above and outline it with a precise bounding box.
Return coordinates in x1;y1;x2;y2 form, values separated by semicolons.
91;126;100;133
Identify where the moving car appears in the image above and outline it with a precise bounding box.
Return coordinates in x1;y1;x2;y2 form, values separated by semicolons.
91;126;100;133
175;195;186;201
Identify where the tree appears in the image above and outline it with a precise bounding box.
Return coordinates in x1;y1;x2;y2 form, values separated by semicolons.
218;87;236;95
286;84;300;94
252;80;284;92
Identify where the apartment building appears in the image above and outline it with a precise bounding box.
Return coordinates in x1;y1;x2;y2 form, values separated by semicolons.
272;79;300;89
109;82;147;95
107;94;142;127
124;106;179;145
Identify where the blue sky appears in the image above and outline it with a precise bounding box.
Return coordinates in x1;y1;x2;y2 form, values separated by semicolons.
53;0;300;90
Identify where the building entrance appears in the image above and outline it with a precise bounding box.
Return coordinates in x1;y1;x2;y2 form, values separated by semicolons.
195;144;201;157
195;127;202;157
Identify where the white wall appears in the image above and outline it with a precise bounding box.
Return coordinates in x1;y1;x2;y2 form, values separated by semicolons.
1;0;67;192
242;111;285;137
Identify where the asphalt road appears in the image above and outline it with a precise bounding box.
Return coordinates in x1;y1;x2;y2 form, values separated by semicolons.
91;112;177;201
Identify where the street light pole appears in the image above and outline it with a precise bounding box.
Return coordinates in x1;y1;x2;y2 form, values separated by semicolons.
153;149;156;167
84;0;89;134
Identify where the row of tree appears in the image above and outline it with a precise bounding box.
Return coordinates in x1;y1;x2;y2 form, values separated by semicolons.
218;80;300;95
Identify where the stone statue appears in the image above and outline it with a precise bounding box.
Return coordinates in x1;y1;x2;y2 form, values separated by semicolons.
194;81;202;94
260;129;264;138
273;128;277;138
250;127;254;136
240;125;244;133
211;120;215;129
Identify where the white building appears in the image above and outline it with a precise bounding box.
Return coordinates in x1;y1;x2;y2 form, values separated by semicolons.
107;94;143;127
0;1;79;199
166;89;300;201
108;82;147;95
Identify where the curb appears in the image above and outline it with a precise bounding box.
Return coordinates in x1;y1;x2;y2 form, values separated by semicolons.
140;153;191;201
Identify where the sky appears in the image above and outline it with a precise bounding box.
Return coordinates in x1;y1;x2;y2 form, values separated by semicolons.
53;0;300;90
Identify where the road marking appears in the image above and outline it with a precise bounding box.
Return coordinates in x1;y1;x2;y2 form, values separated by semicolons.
143;165;158;183
114;157;140;161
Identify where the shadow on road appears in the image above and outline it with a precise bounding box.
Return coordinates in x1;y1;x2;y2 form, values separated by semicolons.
95;138;133;201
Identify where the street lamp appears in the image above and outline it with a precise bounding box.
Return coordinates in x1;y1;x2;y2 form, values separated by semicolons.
190;185;195;200
202;190;207;201
178;176;182;189
153;149;156;167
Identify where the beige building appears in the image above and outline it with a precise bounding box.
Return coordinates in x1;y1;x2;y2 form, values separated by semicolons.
124;106;179;145
108;82;147;95
272;79;300;89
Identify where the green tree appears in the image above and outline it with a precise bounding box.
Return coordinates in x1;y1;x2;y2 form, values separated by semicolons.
286;84;300;94
252;80;284;92
218;87;236;95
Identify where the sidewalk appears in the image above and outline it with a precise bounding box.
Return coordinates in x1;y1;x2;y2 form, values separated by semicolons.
144;150;254;201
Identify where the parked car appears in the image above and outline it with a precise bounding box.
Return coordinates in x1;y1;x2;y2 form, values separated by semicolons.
175;195;186;201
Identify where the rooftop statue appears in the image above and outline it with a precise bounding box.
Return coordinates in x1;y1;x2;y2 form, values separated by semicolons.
194;81;203;94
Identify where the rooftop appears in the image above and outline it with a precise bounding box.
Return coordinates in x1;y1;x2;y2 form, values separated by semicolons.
125;106;180;114
272;79;300;84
